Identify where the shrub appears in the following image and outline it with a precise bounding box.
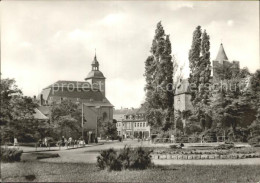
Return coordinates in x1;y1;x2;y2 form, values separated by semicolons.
118;145;131;169
96;146;152;171
214;143;234;150
129;146;152;170
248;136;260;146
97;148;122;171
1;148;23;162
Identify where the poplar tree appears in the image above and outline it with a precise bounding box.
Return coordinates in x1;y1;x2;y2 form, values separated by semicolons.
188;26;212;131
144;22;174;131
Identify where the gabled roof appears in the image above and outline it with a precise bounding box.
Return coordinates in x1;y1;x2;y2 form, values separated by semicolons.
41;80;107;102
44;80;91;89
38;106;51;116
215;43;228;62
33;108;49;120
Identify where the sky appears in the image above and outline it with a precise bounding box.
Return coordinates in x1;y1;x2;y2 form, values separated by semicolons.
1;1;259;109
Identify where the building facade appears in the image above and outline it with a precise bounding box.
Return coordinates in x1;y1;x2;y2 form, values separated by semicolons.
114;106;151;139
38;54;113;140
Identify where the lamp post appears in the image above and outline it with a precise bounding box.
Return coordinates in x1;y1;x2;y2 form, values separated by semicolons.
81;103;87;146
95;106;101;141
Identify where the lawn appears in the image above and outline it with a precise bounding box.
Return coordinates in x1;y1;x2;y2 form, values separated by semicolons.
1;161;260;182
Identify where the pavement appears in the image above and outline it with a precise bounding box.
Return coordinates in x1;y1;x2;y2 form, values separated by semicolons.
17;140;258;165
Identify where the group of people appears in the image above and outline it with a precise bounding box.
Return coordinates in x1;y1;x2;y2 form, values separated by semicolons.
38;137;49;147
60;136;85;147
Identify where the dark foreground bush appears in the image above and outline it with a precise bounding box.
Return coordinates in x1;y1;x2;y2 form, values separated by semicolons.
1;148;23;162
129;146;152;170
97;148;122;171
214;143;234;150
248;136;260;146
97;146;152;171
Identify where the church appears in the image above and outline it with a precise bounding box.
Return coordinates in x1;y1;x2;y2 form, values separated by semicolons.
37;54;114;141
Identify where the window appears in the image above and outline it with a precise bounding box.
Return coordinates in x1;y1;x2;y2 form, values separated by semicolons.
137;123;139;127
140;123;142;127
135;123;136;127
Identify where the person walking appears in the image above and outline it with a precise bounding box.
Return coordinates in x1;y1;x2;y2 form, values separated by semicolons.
14;137;18;146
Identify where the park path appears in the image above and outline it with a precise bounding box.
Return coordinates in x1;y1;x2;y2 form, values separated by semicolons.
29;140;260;165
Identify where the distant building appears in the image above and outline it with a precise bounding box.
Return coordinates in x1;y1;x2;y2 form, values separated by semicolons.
114;105;151;139
212;43;240;82
37;54;113;139
174;43;240;127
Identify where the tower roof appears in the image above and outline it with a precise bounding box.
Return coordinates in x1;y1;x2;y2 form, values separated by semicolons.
92;54;99;67
85;53;105;80
215;43;228;62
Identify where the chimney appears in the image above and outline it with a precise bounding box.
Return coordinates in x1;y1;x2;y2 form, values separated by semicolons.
40;94;43;106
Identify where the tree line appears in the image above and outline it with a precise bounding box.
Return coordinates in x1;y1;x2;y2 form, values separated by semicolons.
144;22;260;144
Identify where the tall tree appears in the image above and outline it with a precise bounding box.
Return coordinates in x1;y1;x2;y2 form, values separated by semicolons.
50;99;82;139
188;26;202;104
144;22;175;131
188;26;212;131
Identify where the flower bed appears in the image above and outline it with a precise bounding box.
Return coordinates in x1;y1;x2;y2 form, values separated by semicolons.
152;147;260;160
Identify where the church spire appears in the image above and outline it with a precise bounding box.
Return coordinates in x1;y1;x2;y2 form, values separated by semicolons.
92;50;99;71
215;43;228;63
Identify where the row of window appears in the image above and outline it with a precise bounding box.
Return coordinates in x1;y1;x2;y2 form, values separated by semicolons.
116;122;149;128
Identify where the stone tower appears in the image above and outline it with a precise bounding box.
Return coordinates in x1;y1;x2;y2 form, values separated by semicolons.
212;43;240;81
85;53;106;96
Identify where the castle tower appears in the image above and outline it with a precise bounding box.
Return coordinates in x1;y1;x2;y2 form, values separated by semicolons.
215;43;228;64
85;53;106;96
212;43;240;81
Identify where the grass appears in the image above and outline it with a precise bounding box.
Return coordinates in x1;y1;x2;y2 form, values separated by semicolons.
1;161;260;182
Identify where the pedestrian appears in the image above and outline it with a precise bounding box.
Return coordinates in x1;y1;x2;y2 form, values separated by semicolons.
14;137;18;146
44;137;48;147
61;136;65;147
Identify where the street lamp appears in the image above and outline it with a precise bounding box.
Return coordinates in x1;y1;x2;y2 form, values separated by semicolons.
95;106;101;141
81;103;85;145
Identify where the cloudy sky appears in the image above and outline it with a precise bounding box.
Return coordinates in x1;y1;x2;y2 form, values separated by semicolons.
1;1;259;109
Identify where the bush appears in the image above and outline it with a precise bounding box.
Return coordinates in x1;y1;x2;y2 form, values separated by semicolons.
248;136;260;146
1;148;23;162
96;146;152;171
129;146;152;170
214;143;234;150
97;148;122;171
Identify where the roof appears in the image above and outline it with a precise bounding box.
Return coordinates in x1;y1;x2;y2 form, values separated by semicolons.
83;99;114;107
44;80;91;90
175;79;190;95
38;106;51;116
113;105;145;116
85;70;105;80
49;89;106;101
41;80;107;101
33;108;49;120
215;43;228;62
92;55;99;66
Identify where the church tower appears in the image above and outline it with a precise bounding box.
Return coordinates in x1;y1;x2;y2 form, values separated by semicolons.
212;43;240;81
85;53;106;96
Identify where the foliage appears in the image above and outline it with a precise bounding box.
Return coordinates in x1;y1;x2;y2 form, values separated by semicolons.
0;148;23;162
101;121;118;140
97;146;152;171
97;148;121;171
188;26;212;132
144;21;176;131
214;143;234;150
0;78;50;143
129;146;152;170
50;99;82;140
